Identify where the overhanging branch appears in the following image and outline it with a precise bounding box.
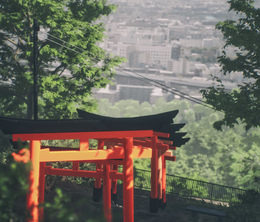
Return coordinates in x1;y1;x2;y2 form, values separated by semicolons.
51;63;65;75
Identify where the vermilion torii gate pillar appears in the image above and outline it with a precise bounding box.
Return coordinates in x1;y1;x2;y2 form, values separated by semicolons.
123;137;134;222
27;140;41;222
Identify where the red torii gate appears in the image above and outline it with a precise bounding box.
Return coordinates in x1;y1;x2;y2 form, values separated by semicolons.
12;130;176;222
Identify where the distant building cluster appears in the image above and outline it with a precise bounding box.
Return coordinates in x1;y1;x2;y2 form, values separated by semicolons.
99;16;223;74
92;0;243;104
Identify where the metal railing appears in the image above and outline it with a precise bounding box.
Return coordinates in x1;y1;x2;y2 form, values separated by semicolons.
118;167;256;204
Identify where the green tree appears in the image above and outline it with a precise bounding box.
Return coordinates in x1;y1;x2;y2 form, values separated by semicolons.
201;0;260;131
107;106;120;117
97;98;113;116
139;101;152;116
183;110;195;123
0;0;125;119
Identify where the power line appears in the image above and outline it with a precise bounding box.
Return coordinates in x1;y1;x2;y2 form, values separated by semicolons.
116;68;213;107
46;33;103;62
46;38;100;63
42;32;215;108
117;67;210;105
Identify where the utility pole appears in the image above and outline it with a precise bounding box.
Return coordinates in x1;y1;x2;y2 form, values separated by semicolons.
33;19;39;120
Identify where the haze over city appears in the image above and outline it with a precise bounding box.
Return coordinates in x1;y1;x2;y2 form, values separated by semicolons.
90;0;257;104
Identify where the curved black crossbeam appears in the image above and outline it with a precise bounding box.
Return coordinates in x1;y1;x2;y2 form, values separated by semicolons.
0;109;190;147
77;109;190;147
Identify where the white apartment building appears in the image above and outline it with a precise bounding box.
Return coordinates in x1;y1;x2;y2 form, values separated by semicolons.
116;43;172;68
202;38;220;48
209;63;243;81
117;42;129;58
180;37;203;48
194;63;210;76
167;58;189;74
138;44;172;67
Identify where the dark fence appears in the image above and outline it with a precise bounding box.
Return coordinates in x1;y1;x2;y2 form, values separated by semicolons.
118;167;254;204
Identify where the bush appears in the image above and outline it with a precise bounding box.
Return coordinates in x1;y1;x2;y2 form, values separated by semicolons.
0;143;30;221
224;188;260;222
0;142;105;222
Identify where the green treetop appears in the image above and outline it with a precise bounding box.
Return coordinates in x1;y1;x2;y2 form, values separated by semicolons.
0;0;125;119
201;0;260;130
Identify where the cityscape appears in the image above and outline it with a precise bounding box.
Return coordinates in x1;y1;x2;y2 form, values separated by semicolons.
90;0;254;105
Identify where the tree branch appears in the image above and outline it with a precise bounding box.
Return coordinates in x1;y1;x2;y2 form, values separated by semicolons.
13;27;25;48
0;86;28;104
51;63;65;75
38;40;49;51
3;36;19;47
59;65;67;77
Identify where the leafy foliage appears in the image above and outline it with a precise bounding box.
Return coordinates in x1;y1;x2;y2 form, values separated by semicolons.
0;0;126;119
201;0;260;131
225;188;260;222
0;143;30;221
0;142;105;222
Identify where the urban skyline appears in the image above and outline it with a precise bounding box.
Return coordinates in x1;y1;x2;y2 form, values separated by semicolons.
92;0;249;105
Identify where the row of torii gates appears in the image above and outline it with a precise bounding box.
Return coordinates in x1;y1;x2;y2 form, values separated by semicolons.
1;109;189;222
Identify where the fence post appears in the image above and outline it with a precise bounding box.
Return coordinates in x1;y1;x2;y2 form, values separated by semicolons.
230;187;233;203
190;180;194;198
210;184;213;201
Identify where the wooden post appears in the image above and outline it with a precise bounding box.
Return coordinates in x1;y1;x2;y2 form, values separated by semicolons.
123;137;134;222
103;164;111;222
72;161;79;170
93;140;104;202
95;140;104;189
27;140;41;222
111;165;118;194
150;135;158;213
80;138;89;151
158;149;162;207
38;162;45;222
161;155;167;209
111;164;118;204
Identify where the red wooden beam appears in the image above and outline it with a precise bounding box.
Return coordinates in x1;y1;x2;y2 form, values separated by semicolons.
163;150;172;157
153;131;169;138
169;146;176;150
105;138;170;150
13;130;154;141
164;156;176;161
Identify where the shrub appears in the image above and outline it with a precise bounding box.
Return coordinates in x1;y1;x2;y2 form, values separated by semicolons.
224;188;260;222
0;142;104;222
